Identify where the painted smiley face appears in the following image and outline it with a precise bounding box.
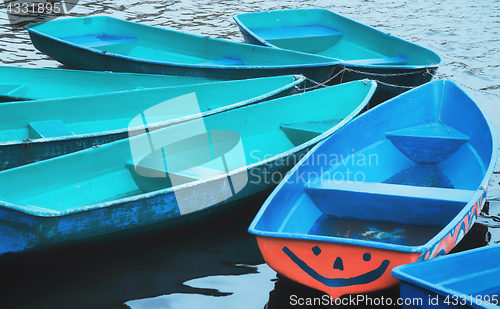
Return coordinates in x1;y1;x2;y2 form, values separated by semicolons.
282;246;390;287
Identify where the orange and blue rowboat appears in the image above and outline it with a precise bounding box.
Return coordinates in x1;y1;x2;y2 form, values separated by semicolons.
248;80;497;298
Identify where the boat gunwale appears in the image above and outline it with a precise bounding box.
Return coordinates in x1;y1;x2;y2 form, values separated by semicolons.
24;17;341;70
0;64;221;81
233;8;443;70
0;75;305;146
0;80;377;218
248;80;498;254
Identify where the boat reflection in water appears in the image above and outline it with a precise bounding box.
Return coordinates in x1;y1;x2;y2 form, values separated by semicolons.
0;190;490;309
0;191;273;309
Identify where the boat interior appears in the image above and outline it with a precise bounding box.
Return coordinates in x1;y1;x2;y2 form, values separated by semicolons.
235;9;441;66
0;66;213;101
28;16;334;66
0;82;373;212
398;247;500;297
0;76;297;142
252;81;493;248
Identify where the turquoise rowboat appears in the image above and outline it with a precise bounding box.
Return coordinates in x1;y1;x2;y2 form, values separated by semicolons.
234;9;442;102
0;80;376;255
0;75;304;171
25;16;339;84
0;65;219;103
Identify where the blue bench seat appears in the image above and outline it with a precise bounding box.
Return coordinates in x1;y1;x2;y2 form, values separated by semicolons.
199;57;244;66
28;120;75;139
280;119;342;146
304;180;475;226
64;34;138;53
253;25;342;41
0;84;27;96
126;155;225;192
386;123;470;165
343;56;408;66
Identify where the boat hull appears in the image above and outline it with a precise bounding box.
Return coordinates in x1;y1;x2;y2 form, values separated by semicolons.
248;80;496;298
0;80;376;256
234;9;441;104
328;65;438;106
0;131;127;171
256;237;421;298
255;192;485;298
0;148;311;255
237;24;436;106
393;237;500;309
0;75;303;171
26;17;339;84
0;65;220;102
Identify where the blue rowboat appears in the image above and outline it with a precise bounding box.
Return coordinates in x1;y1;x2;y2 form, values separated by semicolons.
0;75;304;171
24;16;339;84
234;9;442;102
393;245;500;309
0;65;220;103
248;80;496;298
0;80;376;255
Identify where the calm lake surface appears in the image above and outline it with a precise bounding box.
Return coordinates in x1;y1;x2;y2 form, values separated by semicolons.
0;0;499;308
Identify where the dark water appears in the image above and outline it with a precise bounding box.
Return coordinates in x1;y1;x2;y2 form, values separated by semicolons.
1;0;500;308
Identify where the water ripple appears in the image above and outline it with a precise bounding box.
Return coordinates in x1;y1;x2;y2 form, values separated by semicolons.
0;0;499;308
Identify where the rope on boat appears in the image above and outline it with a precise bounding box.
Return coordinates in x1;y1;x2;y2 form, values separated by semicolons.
371;80;414;89
296;66;429;92
345;66;430;77
297;66;500;99
294;67;351;92
424;68;500;99
438;80;451;133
